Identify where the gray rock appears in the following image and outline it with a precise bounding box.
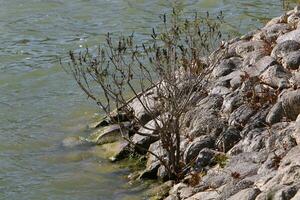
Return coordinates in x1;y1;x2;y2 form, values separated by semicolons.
184;135;215;164
128;89;159;125
217;180;255;200
216;127;241;152
280;89;300;120
228;104;256;127
242;50;268;66
194;148;219;170
271;40;300;59
277;29;300;44
236;40;267;58
182;95;226;138
227;188;261;200
261;23;291;42
292;115;300;144
186;191;220;200
265;15;288;27
282;50;300;70
259;64;291;89
210;86;231;96
132;119;160;154
243;56;278;77
212;57;242;78
287;11;300;24
140;141;166;179
266;102;285;124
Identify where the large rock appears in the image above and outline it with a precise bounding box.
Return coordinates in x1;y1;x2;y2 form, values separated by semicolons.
271;40;300;59
282;50;300;70
279;89;300;120
212;57;242;78
132;119;160;154
183;135;215;164
259;64;291;89
276;29;300;44
261;23;291;42
227;188;260;200
236;40;267;58
243;56;277;77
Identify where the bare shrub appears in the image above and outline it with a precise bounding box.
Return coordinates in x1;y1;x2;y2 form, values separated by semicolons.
61;9;226;179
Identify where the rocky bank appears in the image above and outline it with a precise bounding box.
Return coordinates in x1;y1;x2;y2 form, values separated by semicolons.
86;6;300;200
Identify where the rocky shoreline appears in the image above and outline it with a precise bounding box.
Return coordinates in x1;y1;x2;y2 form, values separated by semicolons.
84;6;300;200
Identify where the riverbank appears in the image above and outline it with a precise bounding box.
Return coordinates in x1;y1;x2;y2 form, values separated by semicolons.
84;6;300;200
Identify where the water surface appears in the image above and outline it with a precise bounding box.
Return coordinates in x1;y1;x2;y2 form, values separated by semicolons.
0;0;298;199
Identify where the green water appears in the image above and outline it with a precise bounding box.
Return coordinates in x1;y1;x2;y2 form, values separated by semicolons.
0;0;298;199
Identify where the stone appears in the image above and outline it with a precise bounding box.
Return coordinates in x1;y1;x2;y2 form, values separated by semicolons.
132;119;160;154
184;135;215;164
147;180;174;200
266;102;285;125
236;40;267;58
212;57;241;78
287;11;300;25
216;127;241;152
210;86;231;96
261;23;291;42
292;115;300;144
218;180;255;200
186;191;220;200
279;89;300;120
259;64;291;89
265;15;288;27
271;40;300;59
228;104;256;127
282;50;300;70
243;56;278;77
128;88;159;125
182;95;226;138
242;50;268;66
85;123;130;145
140;141;166;180
227;188;260;200
277;29;300;44
194;148;218;170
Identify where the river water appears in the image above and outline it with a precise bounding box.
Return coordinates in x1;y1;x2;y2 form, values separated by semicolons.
0;0;297;199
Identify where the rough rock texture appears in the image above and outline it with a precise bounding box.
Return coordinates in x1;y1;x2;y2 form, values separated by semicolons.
86;7;300;200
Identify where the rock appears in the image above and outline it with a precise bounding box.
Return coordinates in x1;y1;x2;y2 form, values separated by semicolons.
140;141;166;180
259;64;291;89
242;50;268;66
287;11;300;25
261;23;291;42
279;89;300;120
109;141;130;162
128;89;159;125
216;70;244;89
217;180;255;200
272;185;299;200
221;91;243;117
236;40;267;58
266;102;285;124
216;127;241;152
243;56;278;77
132;119;160;154
194;148;219;170
169;183;194;199
212;58;241;78
184;135;215;164
210;86;231;96
271;40;300;59
85;123;130;145
265;15;288;27
228;104;256;127
292;115;300;144
277;29;300;44
146;180;174;200
282;50;300;70
227;188;260;200
182;95;226;138
186;191;220;200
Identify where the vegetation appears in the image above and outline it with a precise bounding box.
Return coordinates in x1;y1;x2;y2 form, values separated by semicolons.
61;9;227;180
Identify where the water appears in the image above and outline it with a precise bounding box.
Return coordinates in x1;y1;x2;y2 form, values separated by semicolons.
0;0;298;199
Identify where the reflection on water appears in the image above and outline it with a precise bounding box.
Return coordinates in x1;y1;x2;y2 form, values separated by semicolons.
0;0;298;199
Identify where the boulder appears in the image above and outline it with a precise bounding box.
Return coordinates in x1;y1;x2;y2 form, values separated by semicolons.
259;64;291;89
236;40;267;58
271;40;300;59
282;50;300;70
183;135;215;164
132;119;160;154
227;188;260;200
276;29;300;44
216;127;241;152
